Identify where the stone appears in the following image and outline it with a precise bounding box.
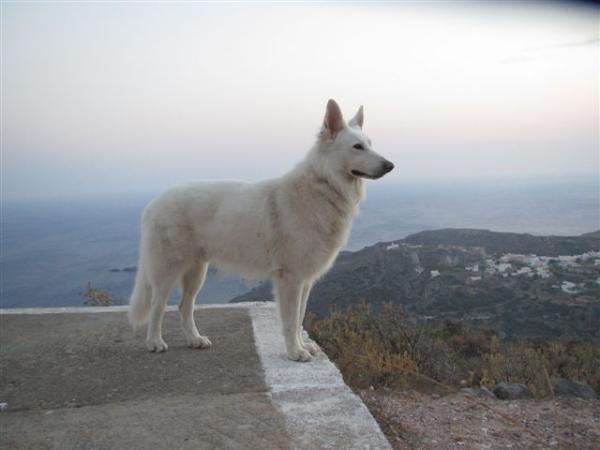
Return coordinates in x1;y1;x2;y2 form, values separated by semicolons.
492;382;532;400
552;378;597;400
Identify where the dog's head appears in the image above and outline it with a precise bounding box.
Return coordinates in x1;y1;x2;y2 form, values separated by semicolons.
318;99;394;180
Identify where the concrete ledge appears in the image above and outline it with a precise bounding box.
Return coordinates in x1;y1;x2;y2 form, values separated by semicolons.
0;302;390;449
250;304;390;450
0;301;261;315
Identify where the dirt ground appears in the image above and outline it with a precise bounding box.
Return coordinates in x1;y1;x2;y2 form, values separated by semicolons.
361;389;600;450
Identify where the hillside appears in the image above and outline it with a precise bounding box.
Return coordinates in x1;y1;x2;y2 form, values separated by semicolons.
230;229;600;342
402;228;600;256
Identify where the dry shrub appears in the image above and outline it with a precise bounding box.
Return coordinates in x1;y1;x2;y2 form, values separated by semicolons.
485;345;550;397
82;282;121;306
484;341;600;396
542;341;600;393
306;303;456;390
306;304;415;389
306;302;600;398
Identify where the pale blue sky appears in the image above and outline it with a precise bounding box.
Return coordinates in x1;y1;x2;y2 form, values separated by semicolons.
2;1;598;200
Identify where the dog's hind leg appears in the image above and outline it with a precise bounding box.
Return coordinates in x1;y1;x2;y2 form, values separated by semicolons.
179;262;212;349
273;272;311;362
297;281;320;355
146;271;178;352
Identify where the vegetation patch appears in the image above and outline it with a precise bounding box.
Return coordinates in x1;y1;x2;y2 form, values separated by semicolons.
82;283;123;306
306;302;600;397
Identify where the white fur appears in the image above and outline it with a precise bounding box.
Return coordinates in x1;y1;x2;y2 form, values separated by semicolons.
128;100;394;361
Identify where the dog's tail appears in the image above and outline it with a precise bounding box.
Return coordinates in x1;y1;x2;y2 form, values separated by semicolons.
128;265;152;330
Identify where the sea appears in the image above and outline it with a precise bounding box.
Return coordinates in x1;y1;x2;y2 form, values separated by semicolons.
1;177;598;308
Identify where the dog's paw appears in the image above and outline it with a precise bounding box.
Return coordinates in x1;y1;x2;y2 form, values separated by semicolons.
187;335;212;349
287;348;312;362
302;341;321;356
146;337;168;352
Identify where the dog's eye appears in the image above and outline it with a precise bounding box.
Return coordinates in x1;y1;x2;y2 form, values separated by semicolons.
353;143;364;150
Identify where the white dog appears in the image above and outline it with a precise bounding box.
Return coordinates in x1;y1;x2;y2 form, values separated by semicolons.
129;99;394;361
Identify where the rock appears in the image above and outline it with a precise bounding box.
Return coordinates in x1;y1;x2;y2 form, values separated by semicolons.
461;387;496;400
492;382;532;400
552;378;597;400
109;266;137;273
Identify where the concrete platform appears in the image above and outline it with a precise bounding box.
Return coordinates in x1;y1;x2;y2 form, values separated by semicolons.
0;303;390;449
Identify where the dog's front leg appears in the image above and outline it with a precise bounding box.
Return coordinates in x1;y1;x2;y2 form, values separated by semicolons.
297;281;320;355
273;273;312;362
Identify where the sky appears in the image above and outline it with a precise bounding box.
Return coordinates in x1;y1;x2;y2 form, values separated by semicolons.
2;1;599;200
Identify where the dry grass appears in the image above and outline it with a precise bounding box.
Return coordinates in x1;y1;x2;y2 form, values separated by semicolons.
82;282;123;306
305;302;600;397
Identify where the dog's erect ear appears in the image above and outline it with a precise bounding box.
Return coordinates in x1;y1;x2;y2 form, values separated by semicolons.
322;99;344;139
348;105;364;129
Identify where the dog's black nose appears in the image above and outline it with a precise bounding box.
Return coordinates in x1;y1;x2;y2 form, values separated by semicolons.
383;161;395;173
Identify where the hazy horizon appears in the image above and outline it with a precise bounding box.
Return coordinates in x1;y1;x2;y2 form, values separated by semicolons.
2;179;598;308
1;172;598;204
2;1;598;201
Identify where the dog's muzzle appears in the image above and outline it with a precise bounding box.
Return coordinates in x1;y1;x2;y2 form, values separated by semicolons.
351;160;394;179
